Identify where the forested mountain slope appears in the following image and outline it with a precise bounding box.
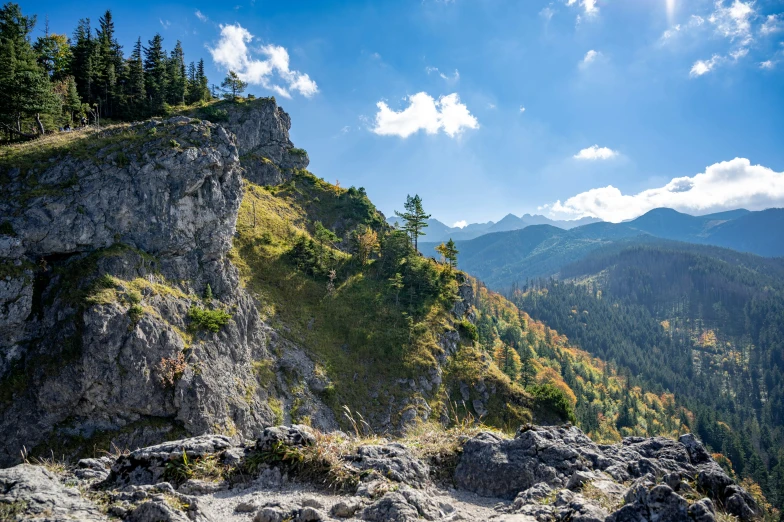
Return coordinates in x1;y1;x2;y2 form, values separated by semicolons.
512;244;784;512
422;207;784;290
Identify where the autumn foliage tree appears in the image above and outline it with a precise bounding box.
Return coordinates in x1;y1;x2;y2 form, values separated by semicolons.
353;225;379;265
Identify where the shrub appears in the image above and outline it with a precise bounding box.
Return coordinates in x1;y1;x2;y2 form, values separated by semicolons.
128;304;144;323
0;221;16;236
159;352;187;387
188;306;232;333
457;319;479;342
289;147;307;156
528;383;577;424
199;106;229;122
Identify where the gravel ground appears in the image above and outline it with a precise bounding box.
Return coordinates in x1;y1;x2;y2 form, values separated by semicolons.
198;477;508;521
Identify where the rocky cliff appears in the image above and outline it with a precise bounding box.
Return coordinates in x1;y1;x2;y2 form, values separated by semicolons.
0;424;766;521
0;112;338;467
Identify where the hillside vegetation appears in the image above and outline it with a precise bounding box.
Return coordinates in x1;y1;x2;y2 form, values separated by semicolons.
513;244;784;512
227;171;699;447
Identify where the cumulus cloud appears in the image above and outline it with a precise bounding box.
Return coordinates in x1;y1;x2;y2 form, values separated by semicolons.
519;106;526;113
452;220;468;228
760;14;783;35
679;1;767;76
372;92;478;138
760;59;776;69
549;158;784;222
709;0;755;45
208;23;318;98
580;49;601;69
690;54;723;76
574;145;618;160
195;10;208;22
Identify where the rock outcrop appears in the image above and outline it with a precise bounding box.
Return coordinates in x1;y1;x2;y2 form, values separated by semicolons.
0;425;766;521
0;116;335;467
218;98;309;186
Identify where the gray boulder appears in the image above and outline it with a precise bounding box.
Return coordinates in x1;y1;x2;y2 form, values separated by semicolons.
348;443;430;488
0;464;107;521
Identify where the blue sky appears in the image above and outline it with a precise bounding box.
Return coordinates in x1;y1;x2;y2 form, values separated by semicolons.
23;0;784;224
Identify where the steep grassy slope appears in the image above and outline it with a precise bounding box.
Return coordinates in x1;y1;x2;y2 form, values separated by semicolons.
229;170;540;432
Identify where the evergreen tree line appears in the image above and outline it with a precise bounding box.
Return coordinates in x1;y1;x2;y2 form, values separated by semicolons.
0;2;211;140
511;244;784;512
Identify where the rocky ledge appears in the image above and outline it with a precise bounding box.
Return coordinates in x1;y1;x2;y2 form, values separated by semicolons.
0;424;764;521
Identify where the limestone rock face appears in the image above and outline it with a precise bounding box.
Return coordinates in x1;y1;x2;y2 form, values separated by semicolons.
219;99;309;186
0;118;335;467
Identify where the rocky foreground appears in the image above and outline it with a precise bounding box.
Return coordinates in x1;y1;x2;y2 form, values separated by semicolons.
0;424;764;521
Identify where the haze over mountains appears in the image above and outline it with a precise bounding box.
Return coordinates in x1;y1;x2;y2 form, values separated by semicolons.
387;213;601;243
420;207;784;289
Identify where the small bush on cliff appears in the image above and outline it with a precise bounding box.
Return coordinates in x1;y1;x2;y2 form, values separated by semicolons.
457;319;478;342
528;383;577;424
188;306;232;333
198;106;229;122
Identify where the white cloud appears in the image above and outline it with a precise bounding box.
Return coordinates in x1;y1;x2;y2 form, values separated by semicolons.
760;59;776;69
452;220;468;228
540;5;555;21
708;0;755;45
690;54;723;76
195;10;207;22
426;66;460;82
567;0;598;19
159;19;171;29
580;49;601;68
519;106;526;113
660;15;705;43
760;14;783;35
549;158;784;222
730;47;749;60
208;23;318;98
372;92;478;138
574;145;618;160
487;103;496;109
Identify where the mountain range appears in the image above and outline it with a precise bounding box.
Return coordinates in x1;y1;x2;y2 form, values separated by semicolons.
386;213;601;243
420;207;784;289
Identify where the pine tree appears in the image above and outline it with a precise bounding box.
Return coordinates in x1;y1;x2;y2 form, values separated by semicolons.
70;18;95;103
166;40;186;105
0;3;59;136
196;59;209;101
395;194;431;250
220;70;247;100
123;37;145;118
95;10;123;117
62;76;82;122
143;33;167;114
185;61;197;103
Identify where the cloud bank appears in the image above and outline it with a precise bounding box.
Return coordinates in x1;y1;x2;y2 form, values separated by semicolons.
372;92;478;138
208;23;318;98
549;158;784;222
